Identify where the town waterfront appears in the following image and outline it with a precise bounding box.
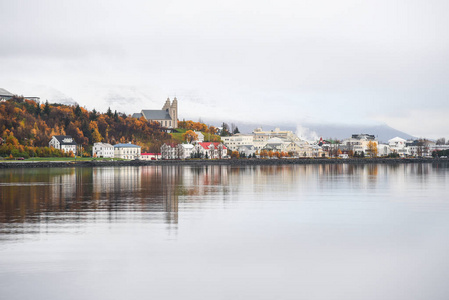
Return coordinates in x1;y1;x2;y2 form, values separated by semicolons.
1;164;449;300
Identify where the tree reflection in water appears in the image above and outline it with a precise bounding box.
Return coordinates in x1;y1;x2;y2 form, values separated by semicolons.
0;163;440;233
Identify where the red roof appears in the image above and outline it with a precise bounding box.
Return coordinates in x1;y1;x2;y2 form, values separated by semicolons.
198;142;226;150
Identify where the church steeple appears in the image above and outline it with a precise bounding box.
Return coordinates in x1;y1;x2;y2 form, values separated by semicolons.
170;97;178;129
162;97;171;111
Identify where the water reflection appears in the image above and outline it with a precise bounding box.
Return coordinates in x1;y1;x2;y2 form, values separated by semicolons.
1;163;447;234
1;163;449;300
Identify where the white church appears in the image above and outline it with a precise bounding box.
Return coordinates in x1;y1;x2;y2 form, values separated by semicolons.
132;97;178;129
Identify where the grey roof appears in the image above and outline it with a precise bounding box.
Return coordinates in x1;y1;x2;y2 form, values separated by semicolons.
53;135;77;145
114;143;141;148
132;113;143;119
351;134;375;140
94;142;113;147
238;145;255;150
141;110;171;120
266;137;285;144
0;88;14;96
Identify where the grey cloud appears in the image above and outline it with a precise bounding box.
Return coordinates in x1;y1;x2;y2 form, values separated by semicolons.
1;0;448;137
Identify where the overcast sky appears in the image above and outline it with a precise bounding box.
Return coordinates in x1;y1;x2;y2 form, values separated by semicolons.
1;0;448;138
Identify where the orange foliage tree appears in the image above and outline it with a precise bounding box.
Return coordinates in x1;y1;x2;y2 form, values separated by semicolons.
182;130;198;143
0;98;174;157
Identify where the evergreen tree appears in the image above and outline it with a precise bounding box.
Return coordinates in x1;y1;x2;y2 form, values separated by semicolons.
90;109;98;121
74;104;82;117
36;102;41;116
43;100;51;115
106;107;113;117
233;126;240;134
220;122;230;136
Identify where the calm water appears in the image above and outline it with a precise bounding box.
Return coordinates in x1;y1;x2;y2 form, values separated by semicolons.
1;164;449;300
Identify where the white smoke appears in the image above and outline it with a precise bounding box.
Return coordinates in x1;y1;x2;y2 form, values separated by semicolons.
296;125;319;142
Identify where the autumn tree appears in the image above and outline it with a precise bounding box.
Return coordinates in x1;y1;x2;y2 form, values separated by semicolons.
367;141;378;157
208;126;217;135
0;97;173;157
182;130;198;143
5;131;19;146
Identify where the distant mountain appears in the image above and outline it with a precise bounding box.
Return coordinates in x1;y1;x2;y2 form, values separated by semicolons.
205;120;415;143
300;123;415;143
28;86;77;106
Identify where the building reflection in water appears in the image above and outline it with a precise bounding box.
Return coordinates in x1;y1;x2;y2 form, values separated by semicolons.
1;163;446;236
0;167;179;225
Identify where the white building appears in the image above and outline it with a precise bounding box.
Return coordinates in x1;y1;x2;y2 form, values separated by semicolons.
252;127;300;150
193;131;205;142
262;137;290;152
388;137;408;157
160;143;202;160
49;135;77;154
132;98;178;129
342;134;377;156
0;88;14;101
286;140;315;157
196;142;228;159
238;145;257;157
161;144;178;160
377;143;391;156
92;142;114;158
179;144;195;159
114;143;141;160
140;153;161;160
221;134;254;151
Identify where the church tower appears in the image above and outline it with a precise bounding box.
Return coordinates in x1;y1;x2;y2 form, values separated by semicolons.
162;97;171;111
161;97;178;129
171;97;178;129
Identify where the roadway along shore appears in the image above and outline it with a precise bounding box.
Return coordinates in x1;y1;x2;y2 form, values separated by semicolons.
0;158;447;169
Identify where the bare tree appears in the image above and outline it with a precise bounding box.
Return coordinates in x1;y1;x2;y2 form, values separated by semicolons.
161;144;170;159
217;144;224;159
436;138;446;145
176;144;184;159
417;139;425;157
230;123;236;134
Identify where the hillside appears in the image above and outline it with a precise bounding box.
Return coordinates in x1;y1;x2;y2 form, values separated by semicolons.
174;121;222;143
0;96;174;155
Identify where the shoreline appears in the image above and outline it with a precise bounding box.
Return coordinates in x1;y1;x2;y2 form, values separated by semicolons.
0;158;447;169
